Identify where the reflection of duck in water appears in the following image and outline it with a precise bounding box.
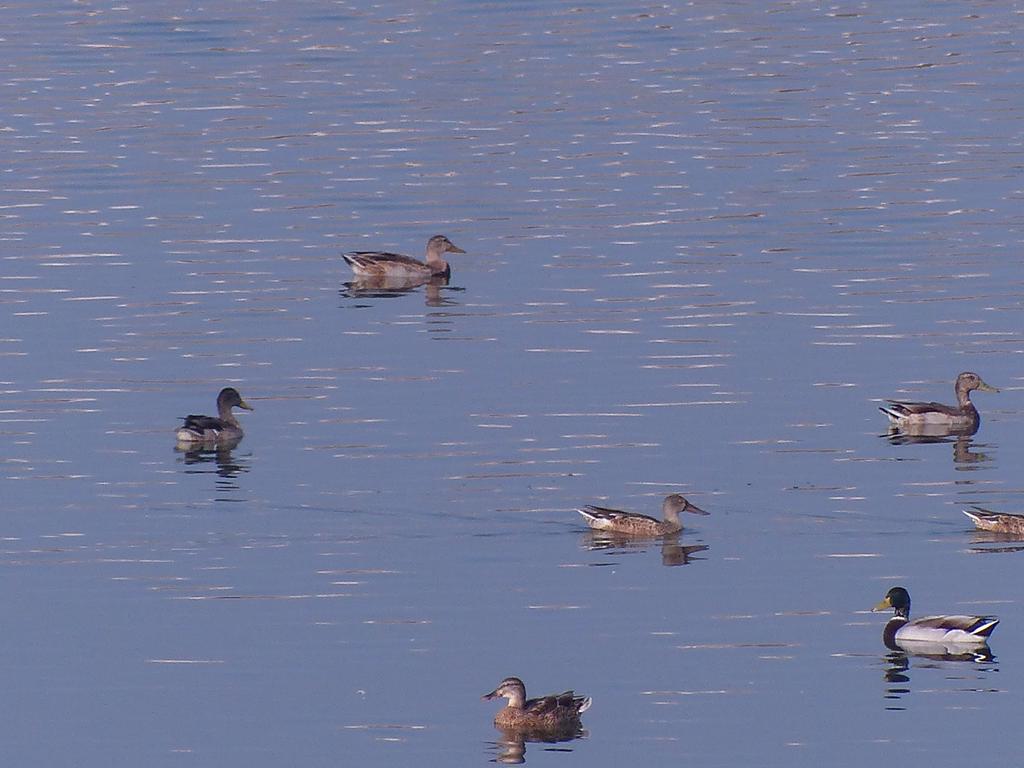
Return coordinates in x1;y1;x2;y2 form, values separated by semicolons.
881;647;995;709
343;235;466;280
872;586;998;654
483;677;591;733
578;494;707;536
342;271;447;295
963;506;1024;536
176;388;253;445
884;433;993;467
488;722;586;765
178;441;248;480
879;371;998;434
951;436;992;466
340;272;460;308
582;530;708;567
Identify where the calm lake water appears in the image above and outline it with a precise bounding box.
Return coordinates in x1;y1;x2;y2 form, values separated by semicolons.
3;1;1024;765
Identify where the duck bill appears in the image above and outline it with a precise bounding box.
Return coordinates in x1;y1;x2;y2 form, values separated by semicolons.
481;688;500;701
977;381;999;393
238;399;254;411
871;597;892;612
448;244;466;254
685;501;710;516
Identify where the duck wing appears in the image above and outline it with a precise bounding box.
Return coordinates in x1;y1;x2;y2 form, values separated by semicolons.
578;505;658;524
910;614;999;639
555;691;592;714
343;251;424;267
524;691;589;716
882;399;961;417
181;414;227;432
522;694;562;716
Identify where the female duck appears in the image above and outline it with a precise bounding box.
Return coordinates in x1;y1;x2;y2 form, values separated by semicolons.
963;506;1024;536
343;235;465;280
176;387;253;444
872;586;998;651
879;371;998;431
483;677;591;731
578;493;708;536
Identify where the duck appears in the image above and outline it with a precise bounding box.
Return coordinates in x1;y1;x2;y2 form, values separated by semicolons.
962;506;1024;536
878;371;998;432
578;493;708;536
872;586;998;651
483;677;591;731
175;387;253;444
342;235;465;280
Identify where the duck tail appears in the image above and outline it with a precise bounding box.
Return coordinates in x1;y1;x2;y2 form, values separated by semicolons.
577;507;599;522
973;617;999;638
878;404;902;423
962;508;982;524
962;506;1007;532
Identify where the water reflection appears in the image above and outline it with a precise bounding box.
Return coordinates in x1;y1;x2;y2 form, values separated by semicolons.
340;275;463;307
175;442;251;494
883;432;994;469
581;532;708;567
486;725;587;765
882;649;998;711
885;637;995;660
951;438;994;468
968;531;1024;555
884;422;977;440
882;652;912;706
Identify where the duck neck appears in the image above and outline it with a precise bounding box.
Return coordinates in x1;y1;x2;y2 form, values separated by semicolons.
217;405;240;427
883;617;906;650
424;250;449;275
424;241;442;262
662;497;686;525
956;382;975;409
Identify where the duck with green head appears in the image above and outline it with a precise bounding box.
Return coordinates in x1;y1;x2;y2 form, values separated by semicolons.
872;586;998;652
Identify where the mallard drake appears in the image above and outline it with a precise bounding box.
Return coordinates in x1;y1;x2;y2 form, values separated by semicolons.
342;235;465;280
872;587;998;651
175;387;253;444
879;371;998;431
483;677;591;731
578;493;708;536
963;506;1024;536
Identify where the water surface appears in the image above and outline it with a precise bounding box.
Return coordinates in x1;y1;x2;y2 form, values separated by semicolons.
3;2;1024;765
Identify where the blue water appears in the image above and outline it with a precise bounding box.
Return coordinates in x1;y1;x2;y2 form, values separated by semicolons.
3;1;1023;765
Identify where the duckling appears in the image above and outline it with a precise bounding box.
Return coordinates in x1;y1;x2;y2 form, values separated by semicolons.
879;371;998;432
872;586;998;651
176;387;253;444
343;235;465;280
578;493;708;536
483;677;591;731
